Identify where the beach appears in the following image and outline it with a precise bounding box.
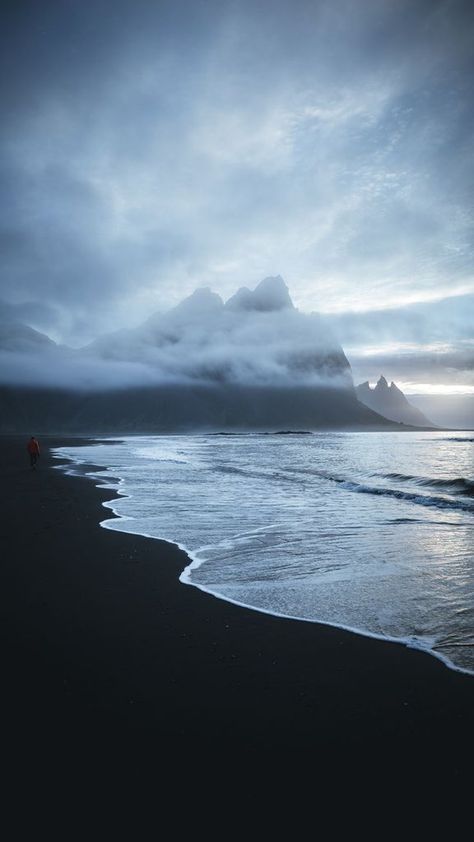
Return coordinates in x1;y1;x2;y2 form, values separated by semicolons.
2;434;474;775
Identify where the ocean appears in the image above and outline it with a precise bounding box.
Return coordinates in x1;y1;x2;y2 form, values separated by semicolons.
54;431;474;675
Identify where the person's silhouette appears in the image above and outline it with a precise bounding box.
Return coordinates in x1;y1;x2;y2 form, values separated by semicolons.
27;436;40;469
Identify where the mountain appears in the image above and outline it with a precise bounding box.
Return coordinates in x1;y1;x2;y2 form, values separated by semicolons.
356;376;436;427
0;381;410;434
225;275;294;312
0;321;57;353
0;278;422;433
85;275;353;385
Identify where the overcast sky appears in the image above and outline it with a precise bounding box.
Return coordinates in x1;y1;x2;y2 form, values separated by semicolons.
1;0;473;394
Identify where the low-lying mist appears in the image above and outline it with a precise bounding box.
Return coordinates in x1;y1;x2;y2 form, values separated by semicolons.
0;277;353;392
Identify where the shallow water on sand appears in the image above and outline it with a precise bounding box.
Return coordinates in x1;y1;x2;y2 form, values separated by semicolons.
55;431;474;674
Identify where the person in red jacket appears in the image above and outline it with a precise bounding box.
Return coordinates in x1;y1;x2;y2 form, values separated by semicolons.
27;436;40;468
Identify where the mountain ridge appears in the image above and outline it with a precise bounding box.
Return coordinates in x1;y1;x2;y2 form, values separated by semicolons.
0;277;434;432
356;376;436;427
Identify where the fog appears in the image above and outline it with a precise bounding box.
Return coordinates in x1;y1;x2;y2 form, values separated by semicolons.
0;277;352;392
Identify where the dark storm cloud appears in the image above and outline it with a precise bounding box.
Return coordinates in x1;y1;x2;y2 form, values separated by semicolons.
1;0;473;385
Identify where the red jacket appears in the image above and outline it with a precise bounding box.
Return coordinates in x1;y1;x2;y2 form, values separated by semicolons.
27;439;40;455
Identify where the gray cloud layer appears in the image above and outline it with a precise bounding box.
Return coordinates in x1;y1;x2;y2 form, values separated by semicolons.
1;0;473;393
0;277;352;391
324;293;474;391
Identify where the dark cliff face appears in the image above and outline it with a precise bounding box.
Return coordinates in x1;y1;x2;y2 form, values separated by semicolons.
0;382;404;434
356;376;436;428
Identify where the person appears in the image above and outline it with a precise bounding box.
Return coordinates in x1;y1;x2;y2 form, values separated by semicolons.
27;436;40;469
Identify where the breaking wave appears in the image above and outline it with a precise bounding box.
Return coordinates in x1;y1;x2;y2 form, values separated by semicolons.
377;473;474;497
335;478;474;512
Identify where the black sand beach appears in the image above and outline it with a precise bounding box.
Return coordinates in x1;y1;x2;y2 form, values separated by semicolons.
2;435;474;778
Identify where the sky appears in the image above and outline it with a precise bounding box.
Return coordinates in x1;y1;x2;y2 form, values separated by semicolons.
1;0;473;396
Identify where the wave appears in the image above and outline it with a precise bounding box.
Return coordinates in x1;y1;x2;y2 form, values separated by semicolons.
377;472;474;497
214;462;474;509
336;478;474;512
266;430;314;435
443;437;474;442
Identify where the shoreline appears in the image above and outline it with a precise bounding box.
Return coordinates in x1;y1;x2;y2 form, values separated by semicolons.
2;434;474;770
56;433;474;680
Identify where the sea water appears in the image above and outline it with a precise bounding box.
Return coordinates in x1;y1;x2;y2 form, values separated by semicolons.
54;431;474;675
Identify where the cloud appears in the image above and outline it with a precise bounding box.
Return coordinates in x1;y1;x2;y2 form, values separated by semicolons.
0;298;62;335
0;0;473;360
325;293;474;346
0;349;169;392
323;292;474;392
349;347;474;393
346;339;474;395
0;277;353;391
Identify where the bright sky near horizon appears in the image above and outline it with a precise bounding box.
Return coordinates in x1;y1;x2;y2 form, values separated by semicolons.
1;0;473;395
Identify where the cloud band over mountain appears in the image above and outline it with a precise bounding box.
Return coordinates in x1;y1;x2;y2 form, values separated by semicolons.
0;277;353;392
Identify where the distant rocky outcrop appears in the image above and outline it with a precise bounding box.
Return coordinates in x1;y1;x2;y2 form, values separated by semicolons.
356;376;436;427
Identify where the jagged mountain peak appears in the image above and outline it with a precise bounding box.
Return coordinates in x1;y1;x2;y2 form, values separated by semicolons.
225;275;294;312
356;376;435;428
172;286;224;314
389;381;404;396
